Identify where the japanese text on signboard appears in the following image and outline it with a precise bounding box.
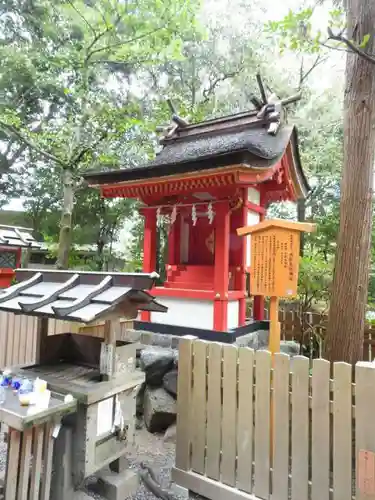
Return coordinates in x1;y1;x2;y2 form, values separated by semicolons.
251;228;300;297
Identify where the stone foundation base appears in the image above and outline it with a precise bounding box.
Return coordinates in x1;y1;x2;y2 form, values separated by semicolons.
95;468;139;500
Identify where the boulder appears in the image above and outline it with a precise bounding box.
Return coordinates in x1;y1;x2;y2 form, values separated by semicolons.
235;330;301;357
140;347;175;386
162;369;178;398
143;387;177;433
235;329;269;350
136;382;146;416
280;341;300;357
163;423;177;443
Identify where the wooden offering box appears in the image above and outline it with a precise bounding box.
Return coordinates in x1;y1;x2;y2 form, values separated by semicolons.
16;333;144;485
0;269;167;500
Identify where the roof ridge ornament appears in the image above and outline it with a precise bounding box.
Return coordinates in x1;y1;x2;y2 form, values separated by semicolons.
156;75;301;142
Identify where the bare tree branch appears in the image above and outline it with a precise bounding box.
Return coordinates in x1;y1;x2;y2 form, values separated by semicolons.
299;54;328;89
87;27;167;61
202;69;243;104
66;0;97;38
326;26;375;64
0;121;66;167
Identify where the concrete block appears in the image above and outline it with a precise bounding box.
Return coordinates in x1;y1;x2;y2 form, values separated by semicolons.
96;467;139;500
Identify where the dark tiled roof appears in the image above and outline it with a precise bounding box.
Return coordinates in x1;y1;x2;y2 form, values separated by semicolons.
0;225;41;249
150;124;292;167
0;269;167;323
84;114;304;186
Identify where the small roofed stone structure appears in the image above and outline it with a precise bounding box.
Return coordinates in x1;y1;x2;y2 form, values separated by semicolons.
0;269;167;500
0;225;41;287
0;268;166;322
84;77;310;335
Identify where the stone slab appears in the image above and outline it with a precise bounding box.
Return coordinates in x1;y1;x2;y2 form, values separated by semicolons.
95;467;139;500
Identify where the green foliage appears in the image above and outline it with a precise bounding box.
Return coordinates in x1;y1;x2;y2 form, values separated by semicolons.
298;255;333;311
0;0;202;267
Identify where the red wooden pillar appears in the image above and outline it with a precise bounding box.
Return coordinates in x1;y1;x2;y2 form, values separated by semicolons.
167;215;181;266
141;208;157;321
213;202;230;331
253;189;266;321
238;189;248;326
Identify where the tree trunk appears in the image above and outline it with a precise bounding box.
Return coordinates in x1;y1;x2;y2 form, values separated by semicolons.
324;0;375;363
56;169;74;269
96;239;105;271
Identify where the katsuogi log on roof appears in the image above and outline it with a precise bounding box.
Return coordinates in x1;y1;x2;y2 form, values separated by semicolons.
0;269;167;323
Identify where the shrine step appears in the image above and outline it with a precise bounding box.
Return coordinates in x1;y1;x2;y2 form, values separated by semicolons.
164;281;214;290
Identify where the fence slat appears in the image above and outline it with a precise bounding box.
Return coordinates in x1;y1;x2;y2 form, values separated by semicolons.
332;362;352;500
191;340;208;475
236;347;254;493
291;356;309;500
221;344;238;487
312;358;330;500
6;313;15;367
206;342;222;481
0;311;9;368
273;353;290;500
175;336;196;471
17;427;33;500
4;429;21;500
254;350;271;500
355;362;375;500
30;425;44;500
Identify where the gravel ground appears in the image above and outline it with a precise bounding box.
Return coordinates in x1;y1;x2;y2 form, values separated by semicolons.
0;427;203;500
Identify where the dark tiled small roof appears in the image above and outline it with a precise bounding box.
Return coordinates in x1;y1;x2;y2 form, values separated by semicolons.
0;225;41;249
84;108;305;187
0;269;167;323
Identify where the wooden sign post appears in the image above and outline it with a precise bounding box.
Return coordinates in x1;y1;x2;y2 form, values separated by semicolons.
237;219;316;462
237;219;316;356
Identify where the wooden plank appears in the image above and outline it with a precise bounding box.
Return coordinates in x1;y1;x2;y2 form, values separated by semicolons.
4;429;21;500
254;350;271;499
356;362;375;500
40;423;54;500
332;362;352;500
206;342;222;481
6;313;15;367
291;356;309;500
17;428;33;500
0;311;9;368
221;344;238;487
191;340;208;475
311;358;330;500
273;353;290;500
172;467;252;500
12;314;21;367
35;317;49;365
175;336;196;471
30;425;45;500
236;347;254;493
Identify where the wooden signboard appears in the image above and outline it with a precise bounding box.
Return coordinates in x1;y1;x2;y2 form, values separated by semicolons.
251;226;300;298
238;219;316;299
237;219;316;354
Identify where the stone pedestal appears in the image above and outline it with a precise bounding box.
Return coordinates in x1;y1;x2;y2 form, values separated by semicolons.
95;467;139;500
51;425;138;500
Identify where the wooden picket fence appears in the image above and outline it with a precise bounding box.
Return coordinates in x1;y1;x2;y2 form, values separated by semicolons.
173;336;375;500
268;309;375;361
1;307;375;369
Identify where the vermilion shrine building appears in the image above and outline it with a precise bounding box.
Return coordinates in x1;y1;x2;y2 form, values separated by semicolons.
0;225;40;288
85;101;309;333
